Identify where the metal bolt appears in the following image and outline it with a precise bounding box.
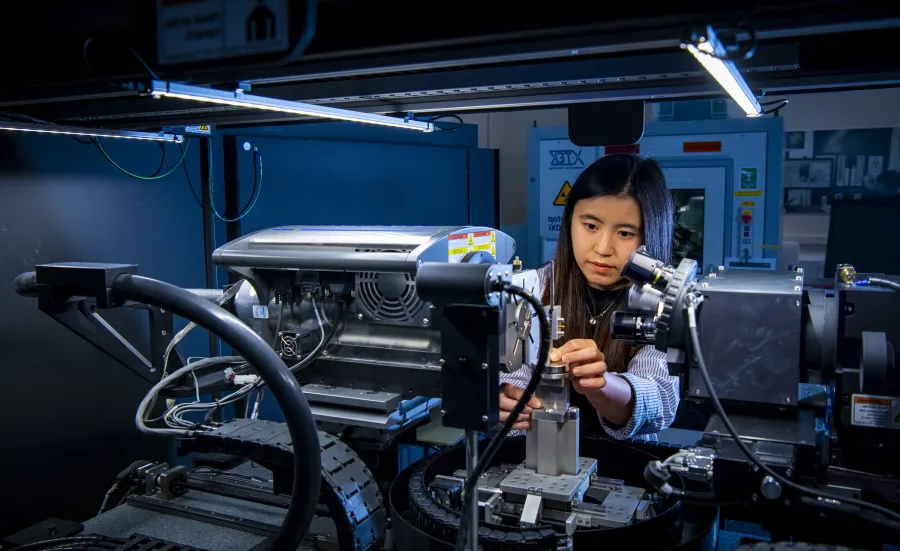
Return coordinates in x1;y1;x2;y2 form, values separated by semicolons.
718;265;725;271
161;330;167;336
160;309;166;314
441;409;446;416
423;318;430;325
418;260;424;267
694;389;701;395
357;313;364;320
481;415;489;422
752;465;759;472
786;397;791;403
751;493;758;502
785;469;793;477
795;300;801;306
439;358;445;365
481;362;488;370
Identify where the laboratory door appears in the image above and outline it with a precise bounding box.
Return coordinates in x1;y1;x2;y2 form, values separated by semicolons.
660;165;729;273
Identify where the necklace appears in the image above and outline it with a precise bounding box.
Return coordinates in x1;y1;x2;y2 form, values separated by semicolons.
587;289;624;325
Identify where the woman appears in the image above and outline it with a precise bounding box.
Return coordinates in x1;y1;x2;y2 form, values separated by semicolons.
500;154;679;441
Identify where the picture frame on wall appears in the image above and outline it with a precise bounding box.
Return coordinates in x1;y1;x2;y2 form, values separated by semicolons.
785;131;806;150
783;158;834;189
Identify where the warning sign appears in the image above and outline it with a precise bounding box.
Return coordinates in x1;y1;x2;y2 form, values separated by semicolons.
448;233;472;263
554;181;571;206
851;394;900;430
472;231;496;256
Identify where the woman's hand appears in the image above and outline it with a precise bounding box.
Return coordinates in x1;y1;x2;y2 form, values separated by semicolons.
551;339;608;394
499;384;542;430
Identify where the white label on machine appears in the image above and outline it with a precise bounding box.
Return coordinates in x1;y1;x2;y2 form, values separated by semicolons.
851;394;900;429
156;0;289;66
472;230;496;257
448;233;472;262
252;305;269;319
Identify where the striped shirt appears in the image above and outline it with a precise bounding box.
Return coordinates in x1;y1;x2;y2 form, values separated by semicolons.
500;345;680;441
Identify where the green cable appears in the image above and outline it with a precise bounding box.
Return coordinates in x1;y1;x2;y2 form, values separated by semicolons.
94;138;191;180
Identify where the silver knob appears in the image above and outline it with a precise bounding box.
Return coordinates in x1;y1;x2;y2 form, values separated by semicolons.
760;475;782;500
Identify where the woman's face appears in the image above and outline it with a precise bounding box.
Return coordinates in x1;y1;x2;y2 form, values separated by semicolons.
570;195;644;289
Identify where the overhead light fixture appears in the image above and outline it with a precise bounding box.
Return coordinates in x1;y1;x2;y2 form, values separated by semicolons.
149;80;435;132
0;121;183;142
683;26;762;117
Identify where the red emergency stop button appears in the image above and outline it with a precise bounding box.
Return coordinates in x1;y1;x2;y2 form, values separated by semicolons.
742;214;752;224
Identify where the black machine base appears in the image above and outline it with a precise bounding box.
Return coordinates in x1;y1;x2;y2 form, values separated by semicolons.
390;435;719;551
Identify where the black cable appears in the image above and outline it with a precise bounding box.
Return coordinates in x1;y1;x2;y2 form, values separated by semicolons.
761;100;789;115
863;277;900;293
180;142;261;219
685;295;900;528
711;26;758;61
273;297;287;351
178;140;204;208
111;274;321;551
288;299;345;373
454;282;550;551
236;147;262;217
417;114;464;131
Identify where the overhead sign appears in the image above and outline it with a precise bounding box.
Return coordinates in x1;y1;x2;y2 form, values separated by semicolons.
157;0;289;65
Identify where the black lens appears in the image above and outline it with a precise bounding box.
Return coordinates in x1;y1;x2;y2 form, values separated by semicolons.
621;247;671;292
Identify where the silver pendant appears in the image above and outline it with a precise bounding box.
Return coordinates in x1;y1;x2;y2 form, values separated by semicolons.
589;317;598;325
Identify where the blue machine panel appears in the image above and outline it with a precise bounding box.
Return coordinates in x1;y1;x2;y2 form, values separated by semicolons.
234;136;473;232
0;133;209;535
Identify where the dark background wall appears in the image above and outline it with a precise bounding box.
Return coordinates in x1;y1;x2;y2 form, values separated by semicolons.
0;122;497;537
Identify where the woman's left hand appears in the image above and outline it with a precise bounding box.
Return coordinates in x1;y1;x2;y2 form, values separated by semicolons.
550;339;608;394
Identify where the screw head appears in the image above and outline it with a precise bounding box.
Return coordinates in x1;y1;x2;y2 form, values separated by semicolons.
785;469;793;477
357;313;364;320
481;415;488;422
161;330;167;336
423;318;430;325
481;362;488;370
440;409;446;416
160;309;166;314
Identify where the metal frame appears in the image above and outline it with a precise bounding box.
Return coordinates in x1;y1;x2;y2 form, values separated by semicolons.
148;81;435;132
658;159;733;272
0;121;183;142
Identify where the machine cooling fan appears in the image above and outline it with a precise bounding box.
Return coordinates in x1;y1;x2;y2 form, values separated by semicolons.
356;271;427;325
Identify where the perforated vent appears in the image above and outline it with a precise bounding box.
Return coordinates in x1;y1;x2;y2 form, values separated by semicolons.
356;271;426;323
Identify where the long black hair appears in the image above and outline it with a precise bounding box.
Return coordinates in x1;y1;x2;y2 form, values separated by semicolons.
543;154;674;372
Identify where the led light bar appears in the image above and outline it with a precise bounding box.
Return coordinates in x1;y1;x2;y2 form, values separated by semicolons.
149;81;435;132
683;27;762;117
0;121;183;142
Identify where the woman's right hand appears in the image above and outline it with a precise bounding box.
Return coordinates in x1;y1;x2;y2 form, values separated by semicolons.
499;384;542;430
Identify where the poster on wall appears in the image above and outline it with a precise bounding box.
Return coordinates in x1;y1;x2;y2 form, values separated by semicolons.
538;140;596;238
783;128;900;213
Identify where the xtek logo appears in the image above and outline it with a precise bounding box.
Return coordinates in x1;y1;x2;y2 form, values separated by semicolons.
549;150;584;167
